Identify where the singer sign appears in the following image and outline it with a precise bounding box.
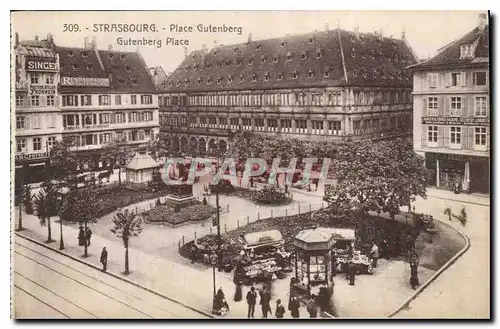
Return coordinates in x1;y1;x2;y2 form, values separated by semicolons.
25;58;59;71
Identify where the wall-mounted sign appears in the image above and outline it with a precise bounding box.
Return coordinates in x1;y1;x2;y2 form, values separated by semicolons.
422;116;489;126
60;77;110;87
29;84;56;95
15;152;49;161
25;57;59;71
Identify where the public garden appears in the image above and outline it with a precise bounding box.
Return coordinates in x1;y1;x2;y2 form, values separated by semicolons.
14;133;471;318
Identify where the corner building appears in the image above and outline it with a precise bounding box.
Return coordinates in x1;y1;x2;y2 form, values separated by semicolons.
158;27;418;155
14;35;159;183
410;14;490;194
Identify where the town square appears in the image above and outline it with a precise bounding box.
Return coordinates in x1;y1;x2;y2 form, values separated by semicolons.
10;10;490;319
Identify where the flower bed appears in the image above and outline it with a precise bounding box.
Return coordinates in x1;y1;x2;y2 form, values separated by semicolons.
145;203;217;225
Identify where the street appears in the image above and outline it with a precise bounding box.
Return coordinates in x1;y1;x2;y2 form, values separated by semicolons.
13;235;209;319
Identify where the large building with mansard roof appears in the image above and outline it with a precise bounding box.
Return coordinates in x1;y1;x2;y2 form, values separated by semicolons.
14;34;159;184
157;25;418;155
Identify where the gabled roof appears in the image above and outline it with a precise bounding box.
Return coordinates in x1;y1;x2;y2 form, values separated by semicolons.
160;28;416;93
409;25;489;70
56;46;156;94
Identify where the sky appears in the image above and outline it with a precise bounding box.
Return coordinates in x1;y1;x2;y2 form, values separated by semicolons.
11;11;486;74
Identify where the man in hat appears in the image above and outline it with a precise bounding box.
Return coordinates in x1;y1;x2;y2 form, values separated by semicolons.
100;247;108;272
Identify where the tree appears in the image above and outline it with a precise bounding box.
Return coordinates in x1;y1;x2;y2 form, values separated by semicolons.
15;183;33;231
100;138;136;186
33;180;61;243
65;186;102;256
110;208;143;275
147;135;169;161
49;138;80;185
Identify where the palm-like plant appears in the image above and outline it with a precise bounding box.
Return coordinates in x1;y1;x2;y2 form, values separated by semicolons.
34;181;61;243
15;183;33;231
111;209;143;275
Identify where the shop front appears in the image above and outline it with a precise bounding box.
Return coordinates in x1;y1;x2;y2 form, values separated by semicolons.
15;153;50;184
425;152;490;194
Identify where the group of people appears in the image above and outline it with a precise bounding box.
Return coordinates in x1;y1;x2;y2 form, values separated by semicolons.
77;225;93;247
245;285;298;319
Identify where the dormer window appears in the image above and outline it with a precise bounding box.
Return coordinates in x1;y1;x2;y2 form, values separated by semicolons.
168;81;173;87
261;55;266;63
237;59;242;66
353;72;358;78
292;70;298;79
86;64;92;70
184;79;190;85
226;60;231;67
217;77;222;84
281;41;285;47
460;44;473;59
359;33;365;43
192;55;196;60
68;50;74;57
120;54;126;60
362;71;368;78
286;52;292;61
213;50;218;56
308;70;314;78
126;66;131;72
118;78;125;84
251;73;257;82
130;79;138;86
234;47;239;53
197;78;202;85
264;72;270;82
273;55;279;63
207;77;212;85
351;48;356;58
277;73;283;80
249;57;254;65
316;49;322;59
108;53;113;59
206;62;211;69
228;75;233;84
301;51;308;60
216;62;221;68
256;44;261;50
72;64;78;70
81;51;88;58
176;80;181;87
239;74;245;82
370;51;375;60
324;70;330;78
308;37;314;44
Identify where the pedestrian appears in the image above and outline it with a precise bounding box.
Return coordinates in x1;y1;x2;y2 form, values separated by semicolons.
78;225;85;246
313;178;319;191
100;247;108;272
410;252;420;290
307;295;318;318
85;226;92;246
246;286;257;318
331;251;337;277
259;286;272;318
370;242;380;268
348;260;356;286
288;296;300;318
216;286;229;313
275;299;285;318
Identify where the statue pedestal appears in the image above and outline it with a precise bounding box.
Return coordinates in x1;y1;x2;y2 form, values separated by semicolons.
165;184;197;209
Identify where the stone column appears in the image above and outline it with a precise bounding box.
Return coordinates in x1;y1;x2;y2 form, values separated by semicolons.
463;161;470;191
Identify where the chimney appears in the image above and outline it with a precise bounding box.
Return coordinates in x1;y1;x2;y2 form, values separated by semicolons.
213;39;218;47
478;13;487;31
47;33;53;44
247;33;252;43
378;29;384;40
325;23;330;31
401;28;406;40
108;45;113;50
84;37;89;49
354;25;359;39
15;32;19;47
92;36;97;49
184;46;188;59
34;35;39;41
201;44;207;67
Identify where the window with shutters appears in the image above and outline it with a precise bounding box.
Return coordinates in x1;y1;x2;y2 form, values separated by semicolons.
427;126;438;146
46;95;55;106
47;136;56;148
46;115;56;128
473;72;487;86
131;95;137;104
98;95;110;105
428;73;438;88
450;97;462;116
460;44;473;59
474;97;488;117
16;95;25;107
30;73;39;84
33;137;42;151
30;96;40;107
427;97;438;116
16;138;27;152
32;115;41;129
474;127;487;146
99;113;110;124
451;73;462;86
450;126;462;147
115;95;122;105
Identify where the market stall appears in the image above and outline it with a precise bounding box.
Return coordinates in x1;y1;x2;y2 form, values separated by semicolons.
323;228;373;275
234;230;291;284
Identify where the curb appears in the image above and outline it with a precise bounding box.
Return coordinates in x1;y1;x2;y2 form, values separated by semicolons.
385;220;471;318
426;193;489;207
15;232;214;319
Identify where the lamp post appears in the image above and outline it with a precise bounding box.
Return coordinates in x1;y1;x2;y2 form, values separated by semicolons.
210;251;218;314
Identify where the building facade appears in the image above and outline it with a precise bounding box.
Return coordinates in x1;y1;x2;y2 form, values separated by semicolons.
14;34;160;184
410;13;490;194
158;27;418;156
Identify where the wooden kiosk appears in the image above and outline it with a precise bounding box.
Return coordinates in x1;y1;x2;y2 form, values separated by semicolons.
292;227;336;297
